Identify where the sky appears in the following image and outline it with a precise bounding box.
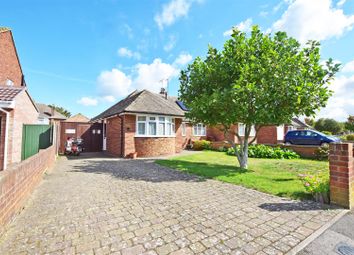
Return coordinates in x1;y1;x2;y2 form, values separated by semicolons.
1;0;354;120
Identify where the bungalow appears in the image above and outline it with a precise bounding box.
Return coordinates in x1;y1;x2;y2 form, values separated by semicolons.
0;27;39;169
92;88;310;157
91;89;206;157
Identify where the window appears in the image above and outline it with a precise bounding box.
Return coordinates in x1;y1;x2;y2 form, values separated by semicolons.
250;125;256;136
193;123;206;136
182;123;186;136
238;123;245;136
5;79;14;86
136;115;176;137
287;125;294;131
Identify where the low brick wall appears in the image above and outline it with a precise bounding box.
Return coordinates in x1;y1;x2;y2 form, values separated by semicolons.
280;145;318;159
0;145;56;235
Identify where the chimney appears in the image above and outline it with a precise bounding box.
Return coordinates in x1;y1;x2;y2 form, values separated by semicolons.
160;87;167;99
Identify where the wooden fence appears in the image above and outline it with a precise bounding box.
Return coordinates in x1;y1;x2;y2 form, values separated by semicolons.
21;124;53;160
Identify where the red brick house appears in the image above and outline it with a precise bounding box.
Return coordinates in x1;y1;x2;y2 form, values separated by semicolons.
0;27;39;170
92;89;207;157
92;89;311;157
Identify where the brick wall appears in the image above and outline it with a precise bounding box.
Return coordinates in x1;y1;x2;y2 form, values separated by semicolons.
135;137;176;157
0;30;23;87
106;116;122;157
257;126;278;144
123;114;136;157
10;90;39;163
329;143;354;209
280;145;318;159
0;145;55;235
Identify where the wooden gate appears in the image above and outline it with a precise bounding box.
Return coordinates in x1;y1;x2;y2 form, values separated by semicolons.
60;122;103;153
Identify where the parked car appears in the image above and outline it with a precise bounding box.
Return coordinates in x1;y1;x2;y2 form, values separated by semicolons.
284;130;340;146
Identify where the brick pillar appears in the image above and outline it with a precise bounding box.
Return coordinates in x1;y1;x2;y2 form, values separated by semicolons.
329;143;354;209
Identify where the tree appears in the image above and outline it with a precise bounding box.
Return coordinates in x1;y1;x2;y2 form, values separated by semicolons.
344;115;354;132
314;118;342;134
48;104;72;118
304;117;315;127
179;26;339;169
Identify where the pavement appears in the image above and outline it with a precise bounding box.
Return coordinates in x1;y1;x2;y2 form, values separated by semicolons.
298;211;354;255
0;153;347;254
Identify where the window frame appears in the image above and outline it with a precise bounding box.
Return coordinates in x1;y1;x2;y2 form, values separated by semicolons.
135;114;176;137
192;123;206;136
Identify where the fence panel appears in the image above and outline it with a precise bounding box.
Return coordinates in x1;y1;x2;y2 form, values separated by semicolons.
22;124;53;160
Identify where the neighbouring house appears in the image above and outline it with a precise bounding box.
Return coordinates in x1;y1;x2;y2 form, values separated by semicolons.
92;88;313;157
65;113;90;123
0;27;39;170
36;103;67;124
36;103;67;154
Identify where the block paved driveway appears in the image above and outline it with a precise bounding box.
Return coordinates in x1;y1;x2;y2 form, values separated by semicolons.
0;154;345;255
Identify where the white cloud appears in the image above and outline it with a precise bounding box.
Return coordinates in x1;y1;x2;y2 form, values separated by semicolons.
223;18;253;36
317;74;354;120
173;53;193;66
337;0;346;7
133;58;179;92
272;0;354;43
164;35;177;52
77;97;98;106
155;0;191;30
117;47;141;60
96;59;180;101
342;60;354;73
101;95;116;103
97;69;133;98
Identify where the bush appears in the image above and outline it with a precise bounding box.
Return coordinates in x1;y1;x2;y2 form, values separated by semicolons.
299;173;329;203
227;144;300;159
321;131;332;135
193;140;211;151
314;145;329;160
344;134;354;141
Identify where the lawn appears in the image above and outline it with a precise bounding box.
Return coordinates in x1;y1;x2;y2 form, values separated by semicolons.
156;151;329;200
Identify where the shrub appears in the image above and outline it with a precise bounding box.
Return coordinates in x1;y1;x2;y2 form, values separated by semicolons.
299;173;329;203
345;134;354;141
314;145;329;160
193;140;211;151
321;131;332;135
227;144;300;159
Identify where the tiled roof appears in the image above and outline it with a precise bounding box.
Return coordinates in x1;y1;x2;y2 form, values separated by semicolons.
0;86;23;101
65;113;90;123
36;103;67;120
0;27;11;33
91;90;186;121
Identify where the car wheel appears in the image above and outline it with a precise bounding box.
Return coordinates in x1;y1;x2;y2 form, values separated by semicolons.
321;142;329;147
285;142;292;145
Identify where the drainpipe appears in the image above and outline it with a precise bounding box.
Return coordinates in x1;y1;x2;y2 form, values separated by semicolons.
0;108;10;170
118;115;124;157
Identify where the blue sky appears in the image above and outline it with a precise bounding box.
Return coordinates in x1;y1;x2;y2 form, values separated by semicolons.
1;0;354;120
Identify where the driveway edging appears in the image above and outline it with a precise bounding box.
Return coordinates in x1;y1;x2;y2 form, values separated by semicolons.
287;209;349;255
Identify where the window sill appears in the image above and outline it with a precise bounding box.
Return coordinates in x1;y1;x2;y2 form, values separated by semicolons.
135;135;176;138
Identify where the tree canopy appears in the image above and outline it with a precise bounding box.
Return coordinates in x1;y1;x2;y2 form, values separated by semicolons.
48;104;72;118
179;26;339;168
344;115;354;132
314;118;343;134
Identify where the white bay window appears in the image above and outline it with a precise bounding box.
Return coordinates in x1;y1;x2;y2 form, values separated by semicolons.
136;115;175;137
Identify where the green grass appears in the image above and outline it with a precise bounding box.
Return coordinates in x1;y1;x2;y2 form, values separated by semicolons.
156;151;329;200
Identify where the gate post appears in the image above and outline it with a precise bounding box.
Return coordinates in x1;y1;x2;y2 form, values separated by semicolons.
329;143;354;209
